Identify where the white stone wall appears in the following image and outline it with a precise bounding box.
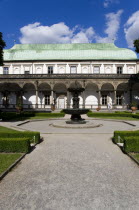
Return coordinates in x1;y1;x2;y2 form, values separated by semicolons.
1;61;137;74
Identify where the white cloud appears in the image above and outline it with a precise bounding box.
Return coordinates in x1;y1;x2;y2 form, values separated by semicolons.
104;0;119;8
19;22;95;44
124;11;139;48
19;10;123;45
95;10;123;43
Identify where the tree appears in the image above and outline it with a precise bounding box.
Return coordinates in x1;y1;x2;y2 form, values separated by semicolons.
133;39;139;54
0;32;6;66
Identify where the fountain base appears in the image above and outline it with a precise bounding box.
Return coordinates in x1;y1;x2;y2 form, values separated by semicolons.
63;108;89;124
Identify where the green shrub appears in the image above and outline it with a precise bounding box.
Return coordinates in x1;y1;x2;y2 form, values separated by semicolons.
114;130;139;143
0;138;30;153
87;112;132;118
124;137;139;153
132;115;139;119
1;112;19;121
20;111;35;117
35;112;65;117
0;131;40;144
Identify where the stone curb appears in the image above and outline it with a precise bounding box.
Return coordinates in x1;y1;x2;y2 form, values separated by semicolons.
0;153;26;181
92;118;136;127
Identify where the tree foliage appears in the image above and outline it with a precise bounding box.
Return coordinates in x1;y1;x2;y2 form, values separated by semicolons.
133;39;139;54
0;32;6;66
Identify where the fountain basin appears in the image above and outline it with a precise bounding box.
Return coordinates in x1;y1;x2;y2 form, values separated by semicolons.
63;108;89;124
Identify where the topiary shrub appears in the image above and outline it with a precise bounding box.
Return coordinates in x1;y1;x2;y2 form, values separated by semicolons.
0;138;30;153
124;136;139;153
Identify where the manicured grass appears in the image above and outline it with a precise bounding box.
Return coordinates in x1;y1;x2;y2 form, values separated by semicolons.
130;153;139;162
0;153;22;175
88;116;139;121
0;126;18;132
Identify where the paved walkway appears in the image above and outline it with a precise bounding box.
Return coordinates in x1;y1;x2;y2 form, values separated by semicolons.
0;119;139;209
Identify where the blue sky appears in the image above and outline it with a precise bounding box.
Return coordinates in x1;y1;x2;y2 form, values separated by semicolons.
0;0;139;50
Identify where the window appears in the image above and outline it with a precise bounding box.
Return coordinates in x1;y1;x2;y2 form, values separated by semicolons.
102;95;107;105
48;66;53;74
93;66;100;74
24;71;30;74
45;95;50;105
3;67;9;75
70;66;77;74
117;67;123;74
116;94;122;105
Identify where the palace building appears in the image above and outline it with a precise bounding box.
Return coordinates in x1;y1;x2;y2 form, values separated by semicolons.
0;43;139;110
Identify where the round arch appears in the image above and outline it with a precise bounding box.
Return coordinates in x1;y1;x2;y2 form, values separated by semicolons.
85;83;99;108
38;83;51;91
117;83;129;91
101;83;114;91
53;83;67;93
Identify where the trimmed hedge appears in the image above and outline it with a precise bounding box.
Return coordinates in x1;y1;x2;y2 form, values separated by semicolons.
1;112;19;121
0;138;30;153
35;112;65;117
1;111;65;120
0;131;40;144
124;137;139;153
132;115;139;119
87;112;133;118
114;130;139;143
20;111;35;117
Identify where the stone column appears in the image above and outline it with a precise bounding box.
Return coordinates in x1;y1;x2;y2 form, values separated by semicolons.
98;90;101;105
82;92;85;108
50;89;54;104
35;89;38;109
113;90;116;105
67;91;70;108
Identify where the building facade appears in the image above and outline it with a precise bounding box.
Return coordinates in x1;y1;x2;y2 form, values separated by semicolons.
0;43;139;110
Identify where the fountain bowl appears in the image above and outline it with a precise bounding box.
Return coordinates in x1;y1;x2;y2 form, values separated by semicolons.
63;108;90;124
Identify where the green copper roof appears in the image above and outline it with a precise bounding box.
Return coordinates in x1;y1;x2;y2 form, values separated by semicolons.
4;43;137;61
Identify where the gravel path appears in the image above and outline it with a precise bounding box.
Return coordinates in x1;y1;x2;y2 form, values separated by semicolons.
0;120;139;210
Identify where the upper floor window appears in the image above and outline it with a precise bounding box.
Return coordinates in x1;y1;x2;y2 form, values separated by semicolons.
3;67;9;75
48;66;53;74
117;67;123;74
24;71;30;75
93;66;100;74
70;66;77;74
24;66;30;74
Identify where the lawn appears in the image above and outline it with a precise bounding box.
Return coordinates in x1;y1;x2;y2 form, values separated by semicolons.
0;126;18;132
0;153;22;175
130;153;139;162
89;116;139;121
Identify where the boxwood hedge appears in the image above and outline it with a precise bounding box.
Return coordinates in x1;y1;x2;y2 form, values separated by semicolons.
114;130;139;143
0;131;40;144
0;138;30;153
124;137;139;153
87;112;133;118
1;111;65;120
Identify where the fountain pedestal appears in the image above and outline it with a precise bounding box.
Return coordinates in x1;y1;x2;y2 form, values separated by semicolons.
64;108;89;124
63;83;89;124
